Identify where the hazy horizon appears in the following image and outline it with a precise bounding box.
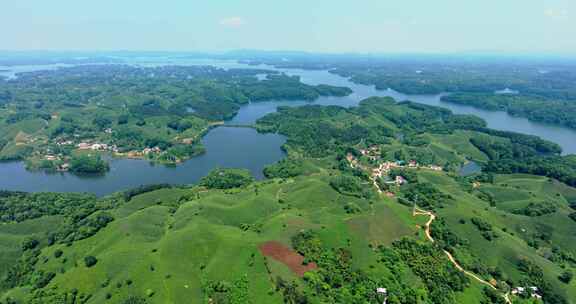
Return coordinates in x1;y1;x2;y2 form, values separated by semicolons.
1;0;575;54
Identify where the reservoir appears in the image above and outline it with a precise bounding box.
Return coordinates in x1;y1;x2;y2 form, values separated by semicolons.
0;127;286;196
219;62;576;155
250;66;576;155
1;58;576;195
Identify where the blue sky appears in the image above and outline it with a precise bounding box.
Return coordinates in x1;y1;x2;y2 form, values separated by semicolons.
1;0;575;53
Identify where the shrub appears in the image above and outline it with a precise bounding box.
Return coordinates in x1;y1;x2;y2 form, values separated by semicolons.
69;154;109;174
200;169;254;189
54;249;63;258
22;238;39;251
84;256;98;267
559;271;573;284
512;202;557;217
145;289;155;297
263;158;305;178
34;271;56;288
122;184;172;201
329;175;363;195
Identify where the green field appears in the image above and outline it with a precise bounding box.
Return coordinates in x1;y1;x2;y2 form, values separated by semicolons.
2;166;575;303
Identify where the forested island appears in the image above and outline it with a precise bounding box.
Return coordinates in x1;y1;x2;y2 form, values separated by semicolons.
441;93;576;129
239;53;576;131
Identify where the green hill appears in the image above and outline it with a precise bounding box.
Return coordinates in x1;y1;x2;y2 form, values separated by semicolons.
1;98;575;304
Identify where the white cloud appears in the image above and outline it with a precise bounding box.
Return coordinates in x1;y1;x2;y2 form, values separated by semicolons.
219;17;245;28
544;8;568;19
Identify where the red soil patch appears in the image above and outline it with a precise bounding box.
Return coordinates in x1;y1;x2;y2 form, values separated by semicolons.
259;241;317;277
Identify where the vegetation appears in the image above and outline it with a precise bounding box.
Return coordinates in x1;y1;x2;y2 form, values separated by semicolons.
263;158;305;179
389;238;469;303
0;64;350;173
512;201;558;217
83;256;98;268
1;57;576;304
402;182;452;209
485;155;576;187
200;168;254;189
443;93;576;129
329;175;373;198
256;55;576;130
69;154;109;174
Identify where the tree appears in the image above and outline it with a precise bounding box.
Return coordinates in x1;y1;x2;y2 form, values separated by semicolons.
559;271;573;284
200;169;254;189
118;114;129;125
22;238;39;251
84;256;98;267
93;117;112;130
69;154;109;174
54;249;63;258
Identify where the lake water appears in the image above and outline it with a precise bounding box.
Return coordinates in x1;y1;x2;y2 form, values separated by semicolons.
248;66;576;155
0;127;286;196
459;162;482;176
1;58;576;195
0;63;75;79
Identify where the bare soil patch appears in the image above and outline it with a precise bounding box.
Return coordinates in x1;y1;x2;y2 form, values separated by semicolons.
259;241;317;276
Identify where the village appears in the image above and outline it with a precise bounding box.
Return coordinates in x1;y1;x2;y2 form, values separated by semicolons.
36;138;165;172
355;145;544;304
346;146;443;195
511;286;543;300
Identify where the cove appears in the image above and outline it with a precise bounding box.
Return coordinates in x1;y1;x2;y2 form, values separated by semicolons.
0;127;286;196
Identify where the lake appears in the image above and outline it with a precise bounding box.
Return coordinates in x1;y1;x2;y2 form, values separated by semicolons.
1;58;576;195
0;127;286;196
251;66;576;155
459;162;482;176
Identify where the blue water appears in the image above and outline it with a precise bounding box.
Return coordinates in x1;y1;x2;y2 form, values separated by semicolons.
0;127;285;196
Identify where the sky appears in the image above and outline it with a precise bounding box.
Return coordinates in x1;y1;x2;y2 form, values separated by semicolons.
1;0;575;54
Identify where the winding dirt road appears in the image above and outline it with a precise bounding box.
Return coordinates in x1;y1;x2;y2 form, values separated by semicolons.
412;207;512;304
349;155;513;302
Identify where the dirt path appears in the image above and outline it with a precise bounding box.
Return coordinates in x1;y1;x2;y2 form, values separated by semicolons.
346;155;512;302
412;207;512;304
372;178;382;194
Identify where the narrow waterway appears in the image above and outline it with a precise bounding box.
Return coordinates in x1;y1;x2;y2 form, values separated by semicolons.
241;65;576;155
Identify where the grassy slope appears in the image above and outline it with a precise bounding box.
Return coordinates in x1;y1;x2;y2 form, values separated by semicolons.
2;168;576;303
0;216;63;277
9;174;414;303
2;100;576;303
422;170;576;302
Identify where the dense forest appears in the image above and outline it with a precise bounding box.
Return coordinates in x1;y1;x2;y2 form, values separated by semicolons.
0;65;351;173
242;54;576;98
257;97;562;160
442;93;576;129
244;54;576;130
